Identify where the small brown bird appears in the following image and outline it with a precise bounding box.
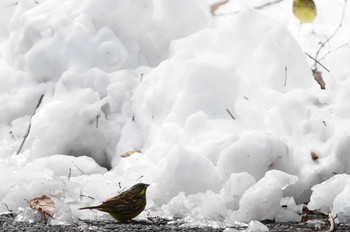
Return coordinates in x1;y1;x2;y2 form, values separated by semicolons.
79;183;150;222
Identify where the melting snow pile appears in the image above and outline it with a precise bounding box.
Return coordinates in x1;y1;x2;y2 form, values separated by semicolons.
0;0;350;228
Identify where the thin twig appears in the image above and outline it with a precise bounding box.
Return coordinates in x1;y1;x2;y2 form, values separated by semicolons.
136;175;144;181
1;1;18;7
2;0;39;7
284;66;288;87
314;0;348;70
72;161;85;174
3;203;11;212
254;0;285;10
140;73;144;82
226;109;236;120
80;194;95;200
305;53;330;72
16;94;44;155
96;115;100;128
319;41;350;62
214;0;286;16
9;131;14;139
68;168;72;180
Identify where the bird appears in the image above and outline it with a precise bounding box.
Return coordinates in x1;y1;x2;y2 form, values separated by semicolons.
79;183;150;222
293;0;317;24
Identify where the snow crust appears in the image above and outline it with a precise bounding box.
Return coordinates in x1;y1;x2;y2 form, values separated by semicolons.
0;0;350;228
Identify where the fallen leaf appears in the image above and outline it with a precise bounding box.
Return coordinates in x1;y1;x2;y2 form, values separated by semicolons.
310;151;318;161
120;149;142;158
210;0;229;14
27;195;55;221
312;69;326;90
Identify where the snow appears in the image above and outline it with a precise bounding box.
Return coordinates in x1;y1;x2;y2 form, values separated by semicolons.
0;0;350;229
247;220;269;232
227;170;298;222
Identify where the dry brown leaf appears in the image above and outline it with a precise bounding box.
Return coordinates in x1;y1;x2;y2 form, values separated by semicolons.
313;70;326;90
310;151;318;161
301;205;328;222
210;0;229;14
120;149;142;158
27;195;55;221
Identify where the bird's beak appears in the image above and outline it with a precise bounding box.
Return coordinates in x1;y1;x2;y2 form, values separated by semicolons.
145;184;150;188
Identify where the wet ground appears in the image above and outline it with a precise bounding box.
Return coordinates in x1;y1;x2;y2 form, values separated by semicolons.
1;215;350;231
0;216;229;232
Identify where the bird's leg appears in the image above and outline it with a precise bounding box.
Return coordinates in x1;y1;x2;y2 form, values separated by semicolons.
311;22;316;34
298;22;302;35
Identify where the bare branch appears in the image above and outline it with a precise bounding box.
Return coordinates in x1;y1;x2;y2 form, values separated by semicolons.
314;0;348;69
136;175;144;181
226;108;236;120
72;161;85;174
254;0;285;10
305;53;330;72
213;0;286;16
319;41;350;62
80;194;95;200
16;94;44;155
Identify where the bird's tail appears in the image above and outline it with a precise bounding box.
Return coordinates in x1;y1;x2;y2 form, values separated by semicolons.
79;205;100;210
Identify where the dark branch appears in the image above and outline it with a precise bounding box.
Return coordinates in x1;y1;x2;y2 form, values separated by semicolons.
305;53;330;72
226;108;236;120
16;94;44;155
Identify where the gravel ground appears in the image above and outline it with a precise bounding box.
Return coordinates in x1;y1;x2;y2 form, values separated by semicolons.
0;216;231;232
2;215;350;231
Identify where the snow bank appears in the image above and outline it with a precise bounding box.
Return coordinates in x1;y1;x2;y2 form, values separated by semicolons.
1;0;350;228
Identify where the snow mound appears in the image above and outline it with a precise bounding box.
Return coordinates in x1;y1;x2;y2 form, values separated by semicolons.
1;0;350;227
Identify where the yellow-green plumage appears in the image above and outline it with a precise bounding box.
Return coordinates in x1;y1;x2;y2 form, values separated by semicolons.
79;183;149;222
293;0;317;23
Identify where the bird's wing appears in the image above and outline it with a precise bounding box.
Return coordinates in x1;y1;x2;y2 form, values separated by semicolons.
101;192;144;212
102;192;132;206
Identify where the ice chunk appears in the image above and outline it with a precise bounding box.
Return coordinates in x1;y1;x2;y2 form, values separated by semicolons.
308;174;348;212
332;184;350;223
220;172;256;210
157;145;219;201
247;220;269;232
275;197;302;223
162;190;226;221
230;170;297;222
